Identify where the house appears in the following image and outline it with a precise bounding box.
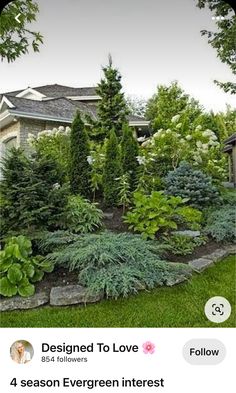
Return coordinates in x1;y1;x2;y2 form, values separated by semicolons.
223;133;236;187
0;84;150;158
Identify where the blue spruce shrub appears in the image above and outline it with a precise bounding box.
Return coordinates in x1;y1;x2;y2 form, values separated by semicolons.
165;161;220;208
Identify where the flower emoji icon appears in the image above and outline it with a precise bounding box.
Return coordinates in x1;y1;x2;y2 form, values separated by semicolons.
142;341;155;354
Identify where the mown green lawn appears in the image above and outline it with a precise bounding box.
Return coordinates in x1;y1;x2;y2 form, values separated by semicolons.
1;256;235;328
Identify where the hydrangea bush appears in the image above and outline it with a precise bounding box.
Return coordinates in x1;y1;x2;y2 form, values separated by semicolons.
138;116;227;184
27;126;71;174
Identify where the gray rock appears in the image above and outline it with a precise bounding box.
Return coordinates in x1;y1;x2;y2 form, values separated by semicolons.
203;249;230;263
103;212;114;220
173;230;201;238
188;258;214;272
225;245;236;255
0;291;49;312
166;275;188;287
50;285;103;306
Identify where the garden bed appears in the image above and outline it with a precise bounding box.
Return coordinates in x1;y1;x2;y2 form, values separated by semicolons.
1;255;235;328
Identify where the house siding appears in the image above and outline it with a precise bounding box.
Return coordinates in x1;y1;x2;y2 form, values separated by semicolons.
19;119;69;153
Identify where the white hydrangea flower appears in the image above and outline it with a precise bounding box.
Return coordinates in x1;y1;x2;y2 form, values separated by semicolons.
185;135;192;141
202;144;209;150
193;155;202;164
176;123;182;129
210;134;218;141
141;140;151;147
153;129;163;138
171;114;180;123
195;125;202;131
196;141;202;148
58;126;65;132
87;156;94;165
136;156;146;165
37;130;50;138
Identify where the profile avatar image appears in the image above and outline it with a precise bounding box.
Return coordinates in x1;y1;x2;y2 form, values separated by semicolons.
10;340;34;364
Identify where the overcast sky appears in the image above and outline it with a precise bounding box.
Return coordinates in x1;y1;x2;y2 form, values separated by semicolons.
0;0;235;112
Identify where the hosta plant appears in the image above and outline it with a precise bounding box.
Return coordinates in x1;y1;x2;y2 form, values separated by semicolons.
124;191;202;239
41;231;192;299
0;236;54;298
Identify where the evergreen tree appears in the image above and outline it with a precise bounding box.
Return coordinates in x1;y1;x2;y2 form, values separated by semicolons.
0;148;68;236
121;124;139;191
103;129;122;206
69;111;91;197
96;55;130;138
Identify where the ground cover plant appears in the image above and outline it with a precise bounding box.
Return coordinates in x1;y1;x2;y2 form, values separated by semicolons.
204;205;236;243
40;231;192;299
1;256;235;328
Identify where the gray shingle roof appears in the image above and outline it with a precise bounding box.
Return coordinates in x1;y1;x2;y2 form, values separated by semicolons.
6;96;77;120
2;84;97;98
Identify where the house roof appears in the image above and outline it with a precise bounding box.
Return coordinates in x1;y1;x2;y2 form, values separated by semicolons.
1;84;97;98
5;95;76;120
2;95;148;125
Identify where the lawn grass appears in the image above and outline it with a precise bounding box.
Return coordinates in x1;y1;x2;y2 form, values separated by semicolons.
1;256;235;328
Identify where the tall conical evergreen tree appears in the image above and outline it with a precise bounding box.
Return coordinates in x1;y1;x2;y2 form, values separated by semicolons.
69;111;91;197
103;129;122;206
121;124;139;191
96;55;130;138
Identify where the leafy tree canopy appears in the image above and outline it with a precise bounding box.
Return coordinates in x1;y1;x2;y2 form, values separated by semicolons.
0;0;43;62
146;81;202;131
196;0;236;94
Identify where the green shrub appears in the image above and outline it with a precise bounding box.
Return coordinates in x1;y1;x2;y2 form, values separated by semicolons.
165;161;220;207
121;124;139;190
124;191;202;239
0;236;53;298
41;231;191;299
0;149;68;237
204;206;236;243
66;196;103;233
69;111;91;197
165;234;207;256
103;129;122;206
220;189;236;206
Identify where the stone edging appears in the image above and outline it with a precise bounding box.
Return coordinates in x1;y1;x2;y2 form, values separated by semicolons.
188;245;236;272
1;245;235;312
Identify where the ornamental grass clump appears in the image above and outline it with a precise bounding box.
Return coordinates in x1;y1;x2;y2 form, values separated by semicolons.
40;231;192;299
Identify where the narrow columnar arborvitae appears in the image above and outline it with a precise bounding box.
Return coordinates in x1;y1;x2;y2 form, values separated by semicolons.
121;124;139;190
103;129;122;206
69;111;91;197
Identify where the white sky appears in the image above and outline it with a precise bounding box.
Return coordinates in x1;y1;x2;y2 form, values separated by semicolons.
0;0;235;112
